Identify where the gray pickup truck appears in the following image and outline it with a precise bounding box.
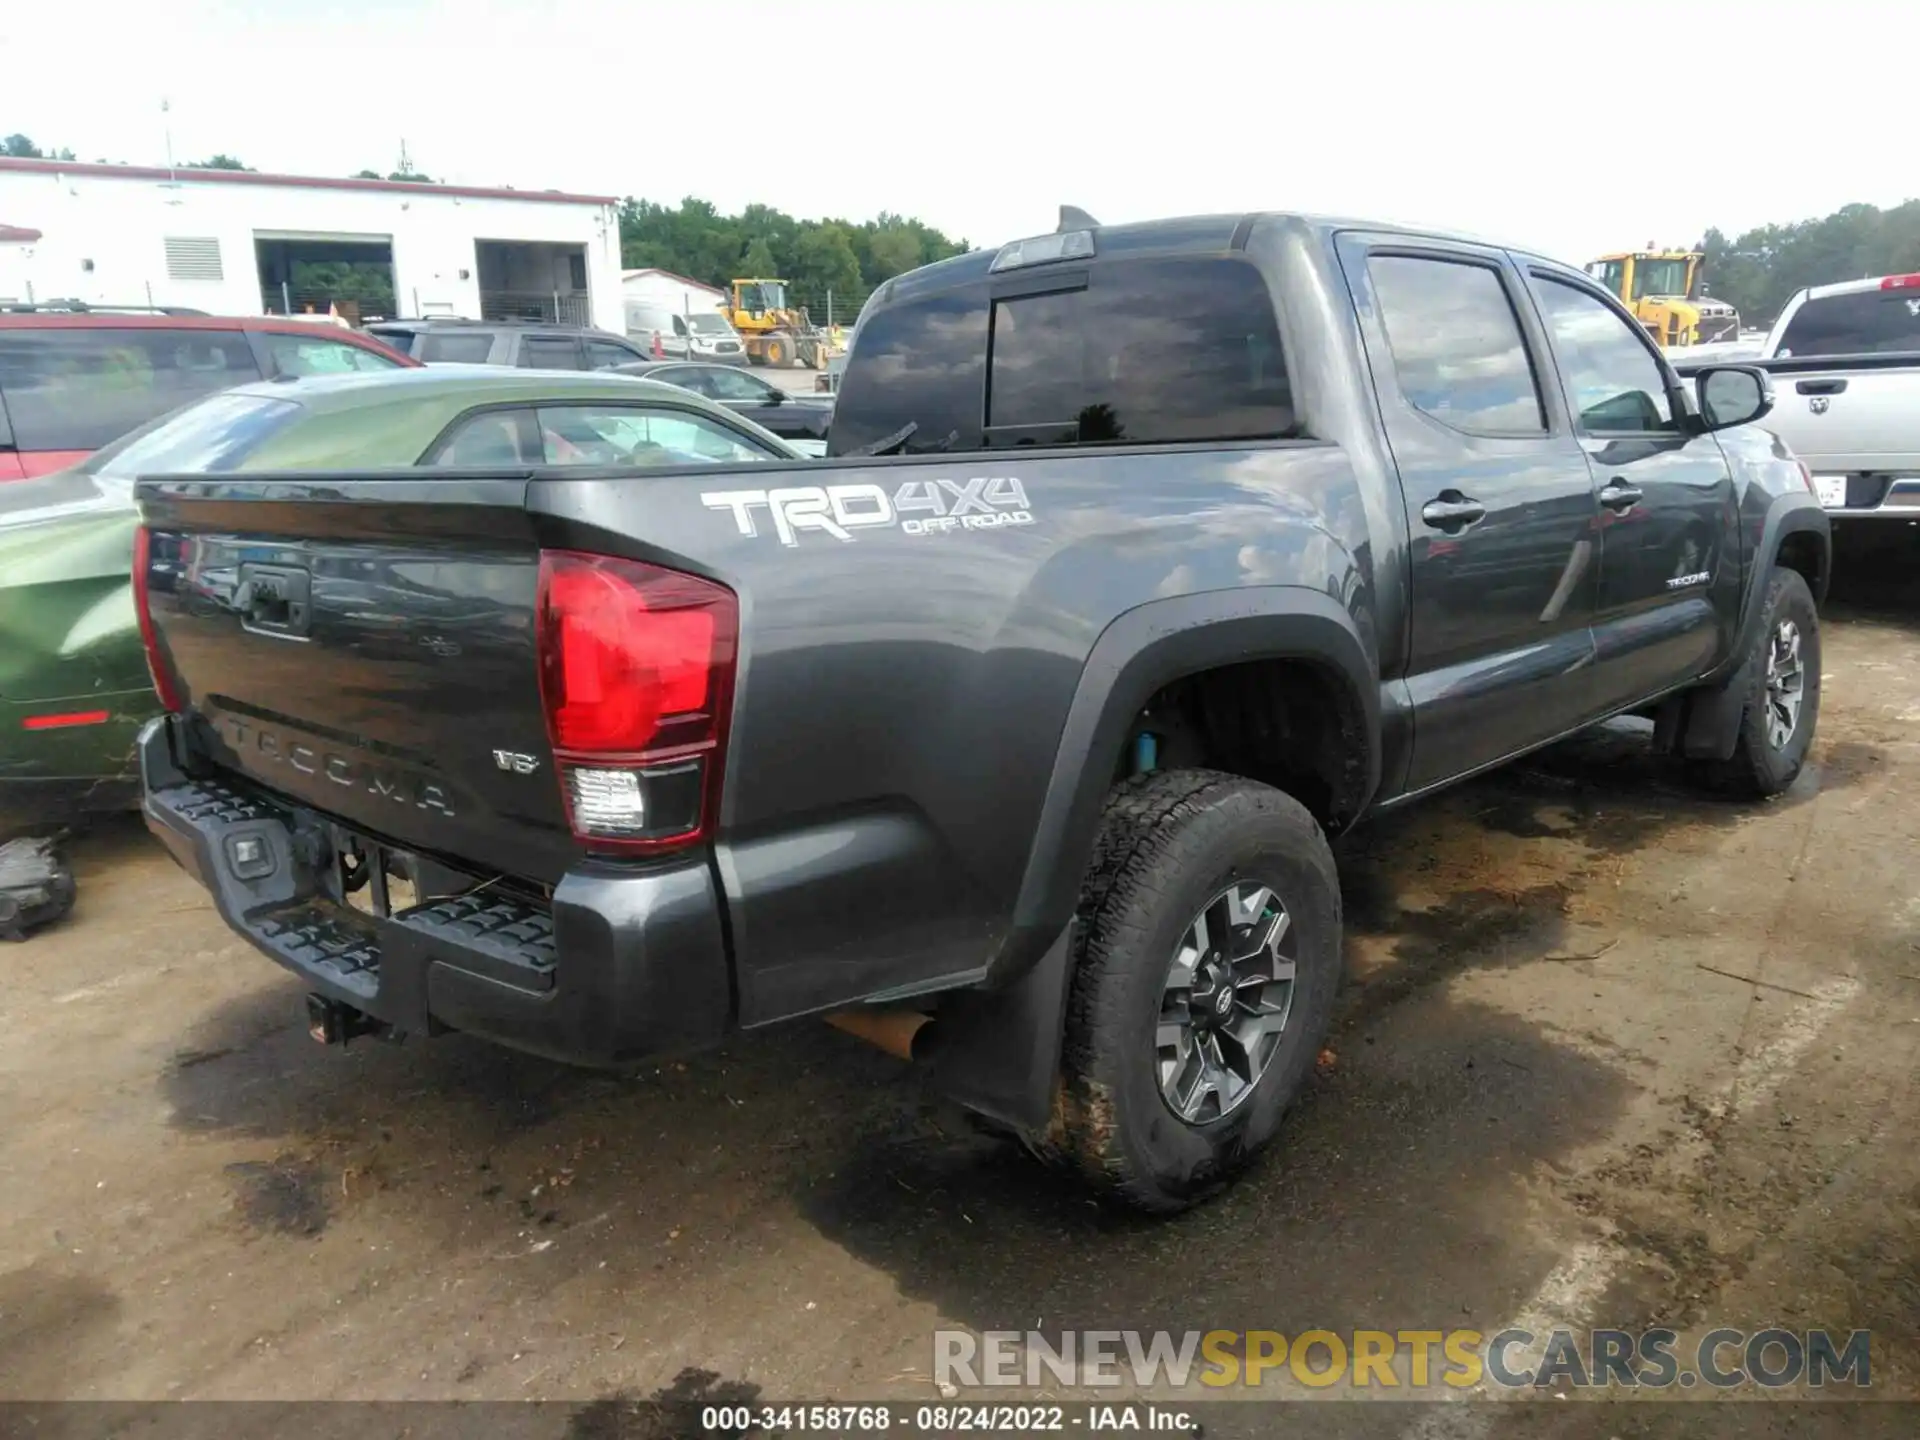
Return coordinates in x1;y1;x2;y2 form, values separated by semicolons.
132;210;1828;1212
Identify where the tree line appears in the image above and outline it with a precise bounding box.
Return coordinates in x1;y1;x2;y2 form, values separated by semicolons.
616;197;968;315
26;120;1914;325
1698;200;1920;326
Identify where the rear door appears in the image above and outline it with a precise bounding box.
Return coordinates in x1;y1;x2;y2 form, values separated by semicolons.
1337;235;1603;790
0;324;263;471
1524;270;1736;709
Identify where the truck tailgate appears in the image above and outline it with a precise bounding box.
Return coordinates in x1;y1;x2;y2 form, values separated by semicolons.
1756;362;1920;477
138;476;578;884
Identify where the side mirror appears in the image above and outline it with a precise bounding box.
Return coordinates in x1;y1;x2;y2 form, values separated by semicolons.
762;388;784;405
1694;365;1773;432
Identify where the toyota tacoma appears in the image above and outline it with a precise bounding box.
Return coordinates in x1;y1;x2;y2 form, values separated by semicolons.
132;210;1829;1212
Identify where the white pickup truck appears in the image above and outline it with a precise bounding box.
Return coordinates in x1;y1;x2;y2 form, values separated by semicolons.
1674;274;1920;519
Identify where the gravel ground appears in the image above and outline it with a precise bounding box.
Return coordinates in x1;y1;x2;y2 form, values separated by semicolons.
3;531;1917;1437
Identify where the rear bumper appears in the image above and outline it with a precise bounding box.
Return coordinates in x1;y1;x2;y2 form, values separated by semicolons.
1818;473;1920;518
138;715;732;1066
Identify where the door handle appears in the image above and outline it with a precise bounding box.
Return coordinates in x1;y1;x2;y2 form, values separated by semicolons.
1420;492;1487;531
1795;378;1848;396
1599;480;1643;512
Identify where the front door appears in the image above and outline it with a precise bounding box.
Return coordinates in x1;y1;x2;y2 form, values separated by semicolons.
1338;236;1604;793
1523;271;1737;711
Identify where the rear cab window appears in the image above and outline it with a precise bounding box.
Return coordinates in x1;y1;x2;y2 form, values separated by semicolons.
828;253;1295;455
0;325;264;451
1775;286;1920;357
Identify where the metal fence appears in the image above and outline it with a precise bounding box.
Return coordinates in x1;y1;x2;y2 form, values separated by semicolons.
478;290;592;327
780;289;874;329
261;285;398;325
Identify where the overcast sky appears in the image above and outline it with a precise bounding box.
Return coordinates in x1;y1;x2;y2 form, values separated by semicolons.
1;0;1902;266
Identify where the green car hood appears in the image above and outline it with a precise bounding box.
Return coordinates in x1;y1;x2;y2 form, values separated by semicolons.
0;471;145;704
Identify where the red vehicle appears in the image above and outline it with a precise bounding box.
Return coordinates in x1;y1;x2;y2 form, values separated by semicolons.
0;309;418;480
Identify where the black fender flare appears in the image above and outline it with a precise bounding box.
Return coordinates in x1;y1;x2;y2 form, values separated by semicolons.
1680;490;1830;759
925;587;1380;1134
1009;586;1380;953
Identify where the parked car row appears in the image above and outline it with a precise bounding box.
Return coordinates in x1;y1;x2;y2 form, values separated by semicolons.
0;310;415;479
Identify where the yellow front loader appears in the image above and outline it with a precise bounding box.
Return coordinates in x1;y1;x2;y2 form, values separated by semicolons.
722;278;826;368
1587;249;1741;348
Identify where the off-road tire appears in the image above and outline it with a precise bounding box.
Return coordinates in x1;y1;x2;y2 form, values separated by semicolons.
1688;567;1821;798
1046;769;1341;1213
764;337;788;367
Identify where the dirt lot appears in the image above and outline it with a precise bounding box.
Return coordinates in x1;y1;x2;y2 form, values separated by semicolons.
4;534;1919;1434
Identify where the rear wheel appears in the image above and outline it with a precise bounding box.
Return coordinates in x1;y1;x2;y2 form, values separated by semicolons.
1687;568;1820;798
1047;769;1341;1213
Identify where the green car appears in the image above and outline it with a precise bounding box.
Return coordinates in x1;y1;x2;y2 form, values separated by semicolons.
0;366;801;833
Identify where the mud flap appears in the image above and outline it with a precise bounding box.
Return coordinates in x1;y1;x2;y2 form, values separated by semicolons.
1678;655;1754;761
0;837;78;941
919;923;1077;1137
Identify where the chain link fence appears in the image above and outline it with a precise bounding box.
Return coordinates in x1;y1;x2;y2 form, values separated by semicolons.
781;288;874;330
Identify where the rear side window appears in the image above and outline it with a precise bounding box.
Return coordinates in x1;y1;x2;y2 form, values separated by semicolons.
985;257;1294;447
0;326;264;451
1775;288;1920;357
366;327;420;356
521;336;584;370
417;332;496;364
1366;255;1546;436
429;409;535;467
265;332;402;376
585;339;639;370
534;405;780;466
828;289;989;454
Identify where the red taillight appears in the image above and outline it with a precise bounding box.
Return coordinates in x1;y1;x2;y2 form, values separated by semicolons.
536;551;737;854
1881;274;1920;291
22;710;110;731
132;526;183;712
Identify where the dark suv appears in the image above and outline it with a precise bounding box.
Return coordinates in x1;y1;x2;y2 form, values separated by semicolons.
0;311;414;480
365;319;652;371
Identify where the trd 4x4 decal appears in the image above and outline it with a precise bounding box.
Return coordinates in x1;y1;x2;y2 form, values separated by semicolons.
702;477;1033;546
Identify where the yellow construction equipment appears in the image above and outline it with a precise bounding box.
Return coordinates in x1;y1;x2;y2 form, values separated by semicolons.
722;278;825;368
1586;248;1741;348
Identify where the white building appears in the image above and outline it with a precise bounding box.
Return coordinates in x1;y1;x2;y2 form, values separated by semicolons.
0;158;623;328
621;268;728;327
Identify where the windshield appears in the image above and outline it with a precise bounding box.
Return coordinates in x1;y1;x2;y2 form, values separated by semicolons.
687;313;733;335
742;282;787;312
92;392;304;482
1631;258;1692;299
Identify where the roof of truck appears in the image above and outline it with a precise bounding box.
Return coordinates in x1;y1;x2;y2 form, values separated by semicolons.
878;211;1570;307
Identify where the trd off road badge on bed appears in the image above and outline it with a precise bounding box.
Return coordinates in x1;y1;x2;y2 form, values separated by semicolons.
701;477;1034;546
